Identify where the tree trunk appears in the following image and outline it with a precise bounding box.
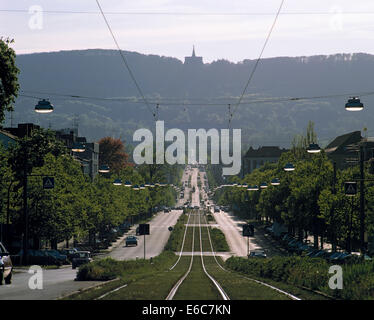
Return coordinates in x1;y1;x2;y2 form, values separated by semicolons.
51;239;57;250
314;234;319;249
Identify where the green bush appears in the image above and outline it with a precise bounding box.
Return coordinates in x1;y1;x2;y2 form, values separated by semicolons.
164;215;188;252
210;228;230;252
225;256;374;300
76;258;120;281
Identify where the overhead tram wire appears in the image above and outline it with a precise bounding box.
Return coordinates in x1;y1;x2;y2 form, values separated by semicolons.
230;0;285;126
18;89;374;107
95;0;157;121
3;9;374;16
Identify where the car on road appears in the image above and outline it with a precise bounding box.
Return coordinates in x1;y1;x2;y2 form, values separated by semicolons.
214;206;220;213
0;242;12;285
125;236;138;247
44;249;68;264
248;250;267;258
71;251;92;269
59;248;78;262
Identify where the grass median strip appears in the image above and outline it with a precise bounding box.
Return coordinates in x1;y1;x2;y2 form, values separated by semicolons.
66;211;331;300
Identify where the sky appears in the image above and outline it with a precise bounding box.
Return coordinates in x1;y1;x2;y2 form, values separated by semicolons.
2;0;374;63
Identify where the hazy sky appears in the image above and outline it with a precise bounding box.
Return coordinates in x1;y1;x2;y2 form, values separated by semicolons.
2;0;374;62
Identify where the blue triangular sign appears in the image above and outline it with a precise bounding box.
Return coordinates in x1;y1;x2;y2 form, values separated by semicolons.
43;177;54;189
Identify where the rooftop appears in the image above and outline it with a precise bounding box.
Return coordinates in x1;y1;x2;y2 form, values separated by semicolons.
244;146;288;158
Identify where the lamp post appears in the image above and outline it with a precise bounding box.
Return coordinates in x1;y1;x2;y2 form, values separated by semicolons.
34;99;54;113
345;97;364;111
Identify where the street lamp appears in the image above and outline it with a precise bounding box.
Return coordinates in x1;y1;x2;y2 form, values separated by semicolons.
307;143;321;154
345;97;364;111
271;178;280;186
284;163;295;172
260;182;268;189
124;181;132;187
113;179;122;186
34;99;54;113
71;142;85;153
98;165;110;173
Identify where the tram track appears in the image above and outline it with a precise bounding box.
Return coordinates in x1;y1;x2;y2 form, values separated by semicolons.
165;210;230;300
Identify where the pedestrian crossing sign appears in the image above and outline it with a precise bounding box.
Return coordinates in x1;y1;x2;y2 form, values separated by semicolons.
43;177;54;189
344;182;357;196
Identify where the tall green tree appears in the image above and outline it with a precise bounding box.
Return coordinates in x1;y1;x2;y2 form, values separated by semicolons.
0;38;19;126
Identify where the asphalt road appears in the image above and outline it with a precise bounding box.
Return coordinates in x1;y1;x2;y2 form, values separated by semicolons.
108;209;182;260
0;267;101;300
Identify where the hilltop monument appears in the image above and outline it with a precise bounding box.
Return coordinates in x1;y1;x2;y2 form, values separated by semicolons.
184;45;203;65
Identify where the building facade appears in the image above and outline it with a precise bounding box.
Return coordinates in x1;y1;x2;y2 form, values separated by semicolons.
55;128;99;180
242;146;288;176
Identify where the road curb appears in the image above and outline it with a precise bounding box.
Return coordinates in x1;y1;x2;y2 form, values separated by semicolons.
57;277;120;300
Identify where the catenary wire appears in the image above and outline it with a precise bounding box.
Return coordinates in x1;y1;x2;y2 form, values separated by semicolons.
2;9;374;16
19;88;374;107
230;0;285;126
95;0;156;120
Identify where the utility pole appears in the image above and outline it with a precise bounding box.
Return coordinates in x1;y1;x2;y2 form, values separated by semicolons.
331;161;337;252
359;145;365;253
22;165;28;265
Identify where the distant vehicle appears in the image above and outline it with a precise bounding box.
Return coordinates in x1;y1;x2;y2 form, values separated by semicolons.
248;250;267;258
214;207;220;213
72;251;92;269
125;236;138;247
164;208;171;213
136;226;140;235
194;206;199;209
59;248;78;261
44;249;68;264
0;242;12;285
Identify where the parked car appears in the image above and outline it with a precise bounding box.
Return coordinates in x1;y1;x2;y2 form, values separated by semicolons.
0;242;12;285
44;249;68;264
59;248;78;262
71;251;92;269
17;249;59;265
327;252;352;263
281;234;294;245
264;225;273;234
248;250;267;258
125;236;138;247
136;226;140;235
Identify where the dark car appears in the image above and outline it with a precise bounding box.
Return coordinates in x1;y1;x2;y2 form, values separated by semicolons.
72;251;92;269
214;207;220;213
59;248;78;262
0;242;12;285
248;250;267;258
44;249;68;264
125;236;138;247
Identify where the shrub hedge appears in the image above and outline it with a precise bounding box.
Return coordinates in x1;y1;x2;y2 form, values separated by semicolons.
225;256;374;299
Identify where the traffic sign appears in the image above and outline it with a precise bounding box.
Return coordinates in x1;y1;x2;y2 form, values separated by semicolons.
43;177;54;189
139;224;150;235
243;224;254;237
345;182;357;196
